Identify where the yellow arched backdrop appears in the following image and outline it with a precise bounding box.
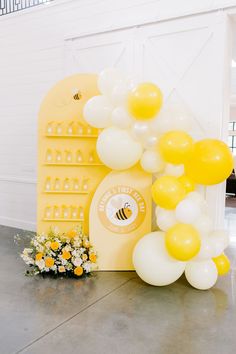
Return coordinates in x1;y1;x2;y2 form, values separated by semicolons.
37;74;109;235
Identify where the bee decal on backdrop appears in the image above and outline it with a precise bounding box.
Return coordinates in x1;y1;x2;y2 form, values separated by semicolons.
115;202;132;221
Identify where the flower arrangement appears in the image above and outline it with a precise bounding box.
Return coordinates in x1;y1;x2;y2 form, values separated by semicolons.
20;226;97;277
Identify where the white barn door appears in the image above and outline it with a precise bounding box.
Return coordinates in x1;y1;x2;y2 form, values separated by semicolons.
65;11;230;227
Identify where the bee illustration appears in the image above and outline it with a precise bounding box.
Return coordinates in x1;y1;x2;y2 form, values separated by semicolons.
72;88;82;100
115;202;132;221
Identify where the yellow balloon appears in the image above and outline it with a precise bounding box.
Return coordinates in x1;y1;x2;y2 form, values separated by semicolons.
213;254;230;276
185;139;233;185
166;223;201;261
178;175;195;193
159;130;193;164
151;176;186;209
127;83;163;120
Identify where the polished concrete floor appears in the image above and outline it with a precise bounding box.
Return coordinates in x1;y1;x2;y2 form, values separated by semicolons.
1;224;236;354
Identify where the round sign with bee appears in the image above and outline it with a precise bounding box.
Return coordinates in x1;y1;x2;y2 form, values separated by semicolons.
98;185;146;234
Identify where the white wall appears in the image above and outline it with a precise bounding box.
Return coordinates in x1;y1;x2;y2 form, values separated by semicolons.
0;0;235;231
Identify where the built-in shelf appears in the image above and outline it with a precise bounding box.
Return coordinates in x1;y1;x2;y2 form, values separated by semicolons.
44;191;89;194
43;219;84;222
45;163;103;166
45;135;98;138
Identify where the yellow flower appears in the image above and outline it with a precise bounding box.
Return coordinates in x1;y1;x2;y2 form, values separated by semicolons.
83;239;90;248
82;254;88;261
62;250;71;260
51;241;59;251
58;266;66;273
89;253;97;263
66;230;77;239
45;257;54;268
74;266;83;276
35;253;43;261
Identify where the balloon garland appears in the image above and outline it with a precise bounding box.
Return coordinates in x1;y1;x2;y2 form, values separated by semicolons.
83;68;233;290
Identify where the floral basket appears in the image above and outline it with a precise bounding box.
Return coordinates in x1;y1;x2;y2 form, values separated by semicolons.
20;226;97;277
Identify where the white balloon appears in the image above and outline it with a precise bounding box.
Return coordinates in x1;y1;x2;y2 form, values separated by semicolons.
156;208;177;231
185;260;218;290
175;198;201;224
143;135;158;149
110;81;129;107
164;163;184;177
209;230;229;257
130;121;150;142
83;95;113;128
150;116;172;136
186;191;208;214
193;237;214;261
97;127;143;170
133;232;186;286
193;214;213;236
210;230;230;249
111;106;133;129
140;150;165;174
98;68;123;96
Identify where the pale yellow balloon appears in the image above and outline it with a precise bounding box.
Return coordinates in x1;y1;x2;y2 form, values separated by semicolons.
185;139;233;185
159;130;193;164
127;83;163;120
151;176;186;209
165;223;201;261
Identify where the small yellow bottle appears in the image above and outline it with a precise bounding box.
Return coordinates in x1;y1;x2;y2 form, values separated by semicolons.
53;205;60;219
79;206;84;220
73;178;79;191
63;178;70;191
77;123;84;135
76;150;83;163
55;150;62;163
44;205;51;219
46;121;54;135
86;126;92;135
67;121;74;135
54;178;60;191
45;177;51;191
71;206;78;219
65;150;72;163
45;149;53;163
88;151;95;164
62;205;70;219
56;122;63;135
82;178;89;192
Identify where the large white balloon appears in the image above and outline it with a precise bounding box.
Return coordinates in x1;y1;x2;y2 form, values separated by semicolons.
97;127;143;170
175;198;201;224
140;150;165;174
156;208;176;231
111;106;133;129
186;191;208;212
150;116;172;136
133;231;186;286
164;163;184;177
83;95;113;128
97;68;123;96
185;260;218;290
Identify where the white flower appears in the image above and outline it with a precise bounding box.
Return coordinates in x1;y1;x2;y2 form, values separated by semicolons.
23;248;33;255
21;254;34;265
64;244;72;252
45;241;51;249
35;259;45;270
61;259;68;266
82;261;92;273
72;257;82;267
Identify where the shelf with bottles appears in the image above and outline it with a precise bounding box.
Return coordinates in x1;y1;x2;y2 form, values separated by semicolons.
44;177;90;194
45;121;102;138
43;205;85;221
45;148;103;166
